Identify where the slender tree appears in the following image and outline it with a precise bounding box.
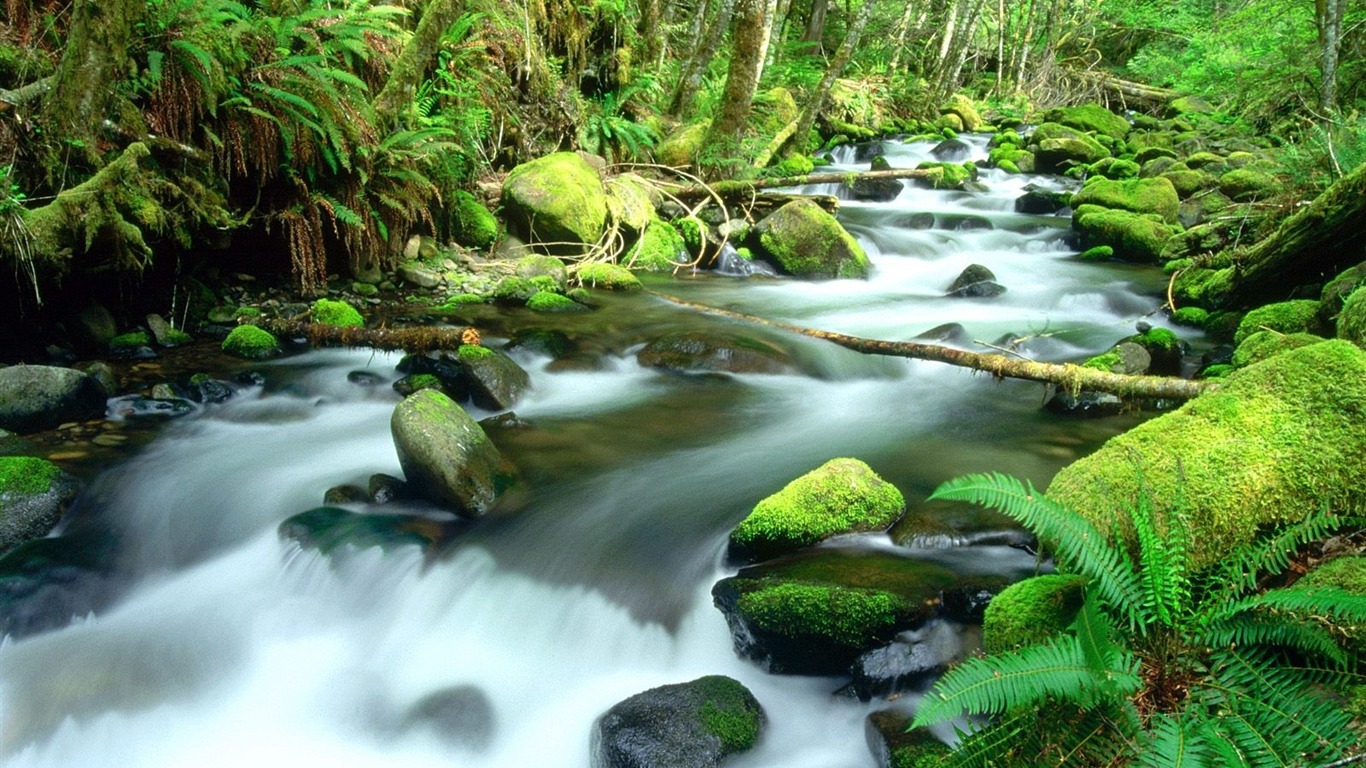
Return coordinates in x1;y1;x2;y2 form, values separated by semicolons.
782;0;877;156
1316;0;1347;116
702;0;768;149
668;0;737;117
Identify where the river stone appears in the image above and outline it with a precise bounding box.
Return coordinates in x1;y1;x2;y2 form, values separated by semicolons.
591;675;765;768
72;304;117;350
850;620;978;700
752;198;870;279
637;331;795;376
851;176;903;202
501;152;608;254
946;264;1005;298
390;390;520;518
0;530;118;640
0;365;107;433
930;138;972;161
727;458;904;565
400;685;496;752
866;710;952;768
0;456;82;555
455;345;531;410
278;506;443;553
1071;177;1181;224
712;549;1008;675
398;263;442;288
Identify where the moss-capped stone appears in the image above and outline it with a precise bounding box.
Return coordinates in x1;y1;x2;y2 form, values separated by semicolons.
940;94;983;132
1219;168;1278;202
982;574;1086;653
455;344;530;410
109;330;151;352
1072;177;1180;223
501;152;608;253
1047;341;1366;570
576;262;642;290
728;458;904;564
866;711;953;768
1041;104;1131;140
1171;306;1209;327
222;325;280;359
1161;169;1218;199
1028;123;1110;172
1231;331;1326;368
1319;263;1366;325
1233;300;1325;346
1339;288;1366;347
604;172;658;235
451;190;499;249
0;365;108;433
0;456;81;555
525;291;585;313
310;298;364;328
625;219;687;271
913;161;978;190
656;122;709;167
753;198;870;279
1089;157;1140;180
390;389;520;518
591;675;765;768
1072;205;1179;263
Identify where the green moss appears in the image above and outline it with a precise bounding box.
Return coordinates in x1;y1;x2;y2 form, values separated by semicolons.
1232;331;1326;368
1047;341;1366;570
941;93;983;131
1073;205;1179;263
982;574;1086;653
1081;351;1123;372
728;458;904;563
1337;288;1366;347
1233;300;1324;346
0;456;62;496
1042;104;1131;139
692;676;763;753
450;189;498;249
1174;266;1235;309
164;328;193;346
500;152;607;251
1072;177;1180;223
492;276;538;301
456;344;494;362
915;161;977;190
1089;157;1140;180
1171;306;1209;327
310;298;364;328
221;325;280;359
437;293;486;309
737;581;905;647
576;262;641;290
1077;245;1115;261
1198;363;1234;378
676;217;703;252
656;122;709;167
767;152;814;177
109;330;151;350
234;307;262;319
625;219;687;271
526;291;585;312
754;198;869;279
1136;326;1179;351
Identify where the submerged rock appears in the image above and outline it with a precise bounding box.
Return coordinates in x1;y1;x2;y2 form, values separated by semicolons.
0;456;82;555
0;365;107;433
637;331;796;376
591;675;765;768
945;264;1006;299
390;390;521;518
399;685;496;752
0;530;119;640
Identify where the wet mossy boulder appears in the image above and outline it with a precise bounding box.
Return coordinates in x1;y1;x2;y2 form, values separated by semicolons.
913;161;977;191
625;219;688;271
604;173;659;235
591;675;765;768
515;254;569;290
1041;104;1131;140
1161;169;1219;199
1028;123;1109;172
1014;187;1071;215
0;530;117;640
1121;325;1183;375
981;574;1086;653
1088;157;1140;180
0;365;107;433
728;459;905;565
501;152;608;253
577;262;642;290
1233;300;1325;346
0;456;82;555
450;189;499;249
278;506;444;554
866;711;952;768
1047;341;1366;570
946;263;1005;298
1338;288;1366;347
637;331;796;376
1071;177;1180;223
1072;205;1180;263
752;198;870;279
390;389;521;518
1219;168;1278;202
1231;331;1326;368
940;94;983;132
526;291;586;313
454;344;530;410
1319;263;1366;325
712;549;1005;675
310;298;364;328
221;325;280;360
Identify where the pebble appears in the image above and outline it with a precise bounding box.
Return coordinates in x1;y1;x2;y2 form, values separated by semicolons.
47;450;87;460
92;434;128;447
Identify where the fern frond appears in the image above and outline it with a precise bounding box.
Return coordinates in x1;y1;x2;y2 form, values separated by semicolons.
930;473;1149;629
1195;509;1340;604
1070;593;1142;704
1140;714;1214;768
1202;614;1350;667
1130;472;1190;630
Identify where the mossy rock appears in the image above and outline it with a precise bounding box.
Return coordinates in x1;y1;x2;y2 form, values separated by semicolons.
1078;245;1115;261
1219;168;1278;202
752;198;870;279
1285;556;1366;655
1042;104;1131;140
1168;95;1214;117
1233;300;1325;346
456;344;531;410
1071;177;1180;223
390;389;521;518
576;262;642;290
1171;306;1209;328
591;675;765;768
1121;326;1183;375
1129;131;1175;155
1231;331;1326;368
450;190;499;249
1028;122;1111;172
1072;205;1180;263
310;298;364;328
656;122;709;167
0;456;82;556
1088;157;1140;180
1047;341;1366;570
913;161;977;190
866;711;953;768
982;574;1086;653
501;152;608;254
109;330;151;352
525;291;585;313
604;173;658;235
637;331;796;376
279;506;443;554
1173;266;1235;309
625;219;688;271
1161;169;1218;199
221;325;280;359
1184;151;1226;171
940;94;983;132
728;458;905;565
1319;262;1366;325
1338;287;1366;347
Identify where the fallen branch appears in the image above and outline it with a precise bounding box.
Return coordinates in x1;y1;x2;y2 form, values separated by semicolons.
252;319;474;353
671;168;935;202
652;293;1217;401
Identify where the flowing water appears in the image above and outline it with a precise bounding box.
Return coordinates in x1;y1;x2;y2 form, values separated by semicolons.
0;136;1186;766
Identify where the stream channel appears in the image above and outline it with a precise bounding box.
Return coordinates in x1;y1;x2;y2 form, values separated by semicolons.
0;135;1187;766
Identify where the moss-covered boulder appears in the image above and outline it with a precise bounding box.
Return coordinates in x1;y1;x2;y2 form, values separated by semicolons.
712;549;1003;675
1338;288;1366;347
514;254;569;291
865;711;952;768
1219;168;1278;202
1231;331;1326;368
637;331;796;376
576;262;642;290
591;676;765;768
982;574;1086;653
1089;157;1140;180
310;298;364;328
1161;169;1218;199
1041;104;1131;140
1047;341;1366;570
1072;205;1180;263
625;219;688;271
913;161;978;190
604;173;658;235
0;456;82;556
450;189;499;249
390;389;521;518
0;365;107;433
501;152;608;253
526;291;586;313
1028;123;1110;172
940;94;983;132
752;198;870;279
1071;177;1180;223
728;459;905;564
1319;263;1366;325
1232;300;1325;346
454;344;530;411
656;122;709;167
221;325;280;360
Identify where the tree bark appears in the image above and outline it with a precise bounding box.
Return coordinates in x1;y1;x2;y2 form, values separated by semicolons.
250;319;476;353
781;0;876;156
702;0;769;149
638;0;664;67
668;0;737;118
753;0;780;85
1315;0;1346;116
373;0;468;131
802;0;829;53
652;293;1216;400
42;0;143;145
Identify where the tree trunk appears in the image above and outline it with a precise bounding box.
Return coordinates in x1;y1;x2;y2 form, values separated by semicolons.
1315;0;1346;116
639;0;664;67
802;0;829;53
781;0;876;156
668;0;737;118
373;0;468;131
41;0;143;146
702;0;768;149
887;2;918;72
753;0;779;85
250;319;476;353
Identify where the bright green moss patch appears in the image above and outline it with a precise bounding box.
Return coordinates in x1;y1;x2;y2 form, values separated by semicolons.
109;331;151;350
1041;104;1131;139
0;456;62;496
982;574;1086;653
692;676;763;753
1233;300;1324;345
754;198;869;279
576;262;641;290
1171;306;1209;327
221;325;280;359
737;581;905;648
625;219;687;271
451;189;498;249
437;293;486;309
525;291;584;312
1337;288;1366;347
1082;351;1122;371
310;298;364;328
1077;245;1114;261
1072;177;1180;223
456;344;494;362
1231;331;1326;368
728;458;904;563
1073;205;1179;263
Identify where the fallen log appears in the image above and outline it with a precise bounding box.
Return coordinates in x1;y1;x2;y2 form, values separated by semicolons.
1069;70;1177;111
652;293;1216;401
671;168;935;202
251;318;476;353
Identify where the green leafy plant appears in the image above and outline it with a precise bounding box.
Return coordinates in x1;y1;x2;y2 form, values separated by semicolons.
912;472;1366;766
578;89;660;163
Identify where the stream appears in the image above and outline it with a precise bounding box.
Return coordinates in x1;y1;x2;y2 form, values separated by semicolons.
0;135;1187;766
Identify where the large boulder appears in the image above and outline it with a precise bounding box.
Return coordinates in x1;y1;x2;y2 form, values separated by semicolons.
390;390;521;518
751;199;870;279
1041;104;1131;140
501;152;608;253
0;530;117;640
591;676;765;768
1072;205;1180;263
1047;341;1366;569
0;456;81;555
939;94;983;132
727;458;904;564
1028;123;1110;172
454;345;531;411
0;365;107;433
1071;177;1181;223
450;190;499;249
1233;300;1326;346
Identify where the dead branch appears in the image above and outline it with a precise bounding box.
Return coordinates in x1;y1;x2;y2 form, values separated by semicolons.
252;319;474;353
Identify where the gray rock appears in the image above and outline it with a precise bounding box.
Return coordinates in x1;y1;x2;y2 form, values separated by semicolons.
398;263;442;289
72;304;117;349
637;332;795;376
145;314;175;347
930;138;973;161
456;347;531;410
400;686;495;752
0;456;82;555
390;390;520;518
946;264;1006;298
592;676;765;768
0;365;107;433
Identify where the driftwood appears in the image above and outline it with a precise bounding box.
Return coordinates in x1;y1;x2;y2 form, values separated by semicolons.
652;293;1216;401
672;168;935;202
1071;70;1178;111
252;318;475;352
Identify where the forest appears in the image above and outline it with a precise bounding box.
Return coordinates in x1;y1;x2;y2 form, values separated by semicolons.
4;0;1366;766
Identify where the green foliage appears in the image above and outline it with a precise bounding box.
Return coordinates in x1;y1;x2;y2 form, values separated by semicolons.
913;473;1366;766
578;84;661;163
